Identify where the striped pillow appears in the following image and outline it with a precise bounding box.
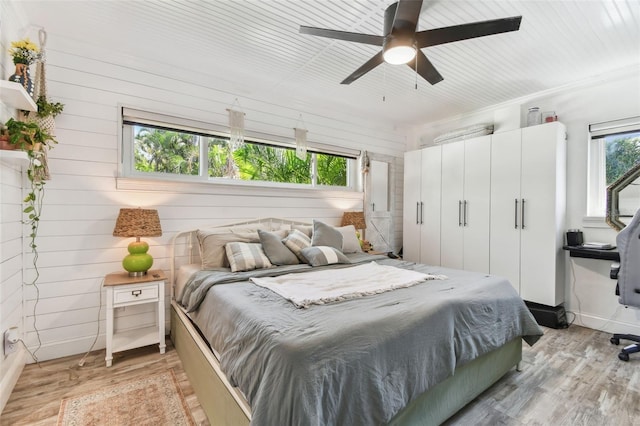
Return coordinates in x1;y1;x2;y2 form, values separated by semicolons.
282;229;311;261
300;246;351;266
225;242;273;272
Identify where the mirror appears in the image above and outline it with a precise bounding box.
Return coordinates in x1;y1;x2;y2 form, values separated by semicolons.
606;162;640;231
370;160;389;212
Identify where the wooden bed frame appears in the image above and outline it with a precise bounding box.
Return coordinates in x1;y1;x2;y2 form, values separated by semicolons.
168;218;523;425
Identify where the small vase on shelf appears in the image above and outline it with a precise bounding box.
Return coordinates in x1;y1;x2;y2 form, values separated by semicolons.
8;63;34;98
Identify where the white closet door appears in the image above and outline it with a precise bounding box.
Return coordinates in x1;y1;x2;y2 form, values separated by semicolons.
462;136;491;273
520;123;565;306
489;129;522;293
419;146;442;266
440;141;465;270
402;151;423;263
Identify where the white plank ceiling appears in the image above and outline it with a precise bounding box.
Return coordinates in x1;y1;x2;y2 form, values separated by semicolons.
16;0;640;127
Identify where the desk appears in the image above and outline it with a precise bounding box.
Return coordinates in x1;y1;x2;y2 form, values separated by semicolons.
563;245;620;261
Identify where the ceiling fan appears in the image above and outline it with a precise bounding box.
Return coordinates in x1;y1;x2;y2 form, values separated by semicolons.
299;0;522;85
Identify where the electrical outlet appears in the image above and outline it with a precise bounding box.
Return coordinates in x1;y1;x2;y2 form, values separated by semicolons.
4;327;19;355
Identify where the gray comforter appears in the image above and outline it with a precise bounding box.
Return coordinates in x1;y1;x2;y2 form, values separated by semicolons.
179;255;543;426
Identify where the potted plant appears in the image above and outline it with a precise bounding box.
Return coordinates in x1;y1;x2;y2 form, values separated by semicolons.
22;96;65;137
7;38;39;97
0;118;57;151
0;118;57;306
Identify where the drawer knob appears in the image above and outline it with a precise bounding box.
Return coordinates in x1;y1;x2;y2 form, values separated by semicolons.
131;290;142;297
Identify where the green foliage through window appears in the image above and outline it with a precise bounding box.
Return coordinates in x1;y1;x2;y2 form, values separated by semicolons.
605;131;640;185
131;126;349;187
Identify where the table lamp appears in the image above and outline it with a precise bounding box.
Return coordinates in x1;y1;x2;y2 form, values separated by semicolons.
113;208;162;276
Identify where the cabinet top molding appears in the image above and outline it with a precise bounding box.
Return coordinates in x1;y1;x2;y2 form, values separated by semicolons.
0;80;37;112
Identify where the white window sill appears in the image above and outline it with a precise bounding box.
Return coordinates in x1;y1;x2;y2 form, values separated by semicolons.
582;216;610;228
116;176;363;200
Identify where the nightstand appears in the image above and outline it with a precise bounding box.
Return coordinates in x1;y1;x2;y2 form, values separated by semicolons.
104;269;166;367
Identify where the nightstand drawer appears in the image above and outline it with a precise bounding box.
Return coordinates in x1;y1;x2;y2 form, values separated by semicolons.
113;284;159;304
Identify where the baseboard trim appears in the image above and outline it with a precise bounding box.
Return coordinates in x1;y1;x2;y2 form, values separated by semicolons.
0;346;26;412
571;311;640;335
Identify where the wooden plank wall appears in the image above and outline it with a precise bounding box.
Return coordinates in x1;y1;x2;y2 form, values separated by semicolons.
4;30;406;362
1;0;29;409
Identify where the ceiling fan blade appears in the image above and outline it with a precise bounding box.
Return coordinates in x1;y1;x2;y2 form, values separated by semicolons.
408;50;444;85
300;26;384;46
415;16;522;48
341;51;385;84
391;0;424;34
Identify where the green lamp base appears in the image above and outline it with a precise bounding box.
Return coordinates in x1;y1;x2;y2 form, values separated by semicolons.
123;240;154;277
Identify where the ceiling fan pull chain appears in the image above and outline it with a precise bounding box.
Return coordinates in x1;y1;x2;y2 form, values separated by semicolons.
415;56;418;90
383;64;386;102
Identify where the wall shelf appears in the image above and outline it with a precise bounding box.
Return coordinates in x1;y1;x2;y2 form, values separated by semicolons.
0;149;29;163
0;149;29;165
0;80;37;112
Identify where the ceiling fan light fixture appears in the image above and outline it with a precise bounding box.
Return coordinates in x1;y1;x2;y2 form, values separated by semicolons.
382;35;417;65
383;44;416;64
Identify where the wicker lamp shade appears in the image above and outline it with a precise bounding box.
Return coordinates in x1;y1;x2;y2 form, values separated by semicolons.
341;211;366;230
113;208;162;238
113;208;162;277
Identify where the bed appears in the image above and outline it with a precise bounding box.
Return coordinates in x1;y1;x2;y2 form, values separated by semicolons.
169;218;543;426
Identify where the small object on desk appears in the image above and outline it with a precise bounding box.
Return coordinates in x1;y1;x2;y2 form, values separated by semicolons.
582;242;614;249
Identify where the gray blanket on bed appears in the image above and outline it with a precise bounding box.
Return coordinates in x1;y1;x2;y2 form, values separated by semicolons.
181;255;543;426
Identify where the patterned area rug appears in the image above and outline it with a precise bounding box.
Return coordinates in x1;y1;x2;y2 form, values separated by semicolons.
57;369;195;425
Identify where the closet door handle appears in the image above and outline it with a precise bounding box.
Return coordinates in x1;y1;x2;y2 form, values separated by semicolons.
521;199;526;229
420;202;424;224
458;201;462;226
416;202;420;225
463;200;468;226
514;199;519;229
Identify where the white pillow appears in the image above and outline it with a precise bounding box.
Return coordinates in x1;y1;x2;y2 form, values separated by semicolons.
335;225;362;253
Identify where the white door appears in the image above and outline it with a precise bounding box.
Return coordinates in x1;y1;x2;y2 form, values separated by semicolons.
520;123;566;306
419;146;442;266
489;129;522;293
440;141;465;269
403;150;423;262
462;136;491;273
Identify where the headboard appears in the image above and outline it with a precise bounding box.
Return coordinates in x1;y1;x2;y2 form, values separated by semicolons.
170;217;311;296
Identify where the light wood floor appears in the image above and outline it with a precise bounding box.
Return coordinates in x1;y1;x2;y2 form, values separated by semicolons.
446;324;640;425
2;325;640;425
1;341;210;426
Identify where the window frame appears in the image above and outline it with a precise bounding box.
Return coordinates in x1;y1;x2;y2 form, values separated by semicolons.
119;106;360;191
587;116;640;219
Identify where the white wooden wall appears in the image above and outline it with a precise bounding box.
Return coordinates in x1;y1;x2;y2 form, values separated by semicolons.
1;26;406;363
0;0;29;410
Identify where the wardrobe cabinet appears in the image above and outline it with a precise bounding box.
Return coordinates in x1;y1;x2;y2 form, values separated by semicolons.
489;122;566;306
403;122;566;306
440;136;491;273
403;145;441;265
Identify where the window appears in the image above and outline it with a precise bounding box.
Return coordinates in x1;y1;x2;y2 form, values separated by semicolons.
587;117;640;216
121;108;357;189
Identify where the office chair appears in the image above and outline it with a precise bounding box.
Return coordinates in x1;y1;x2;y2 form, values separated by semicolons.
610;208;640;361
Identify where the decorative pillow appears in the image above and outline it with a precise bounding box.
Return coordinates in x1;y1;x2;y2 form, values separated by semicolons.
311;220;343;250
197;228;260;269
225;242;273;272
335;225;362;253
259;229;299;265
300;246;351;266
283;229;312;261
292;224;313;238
